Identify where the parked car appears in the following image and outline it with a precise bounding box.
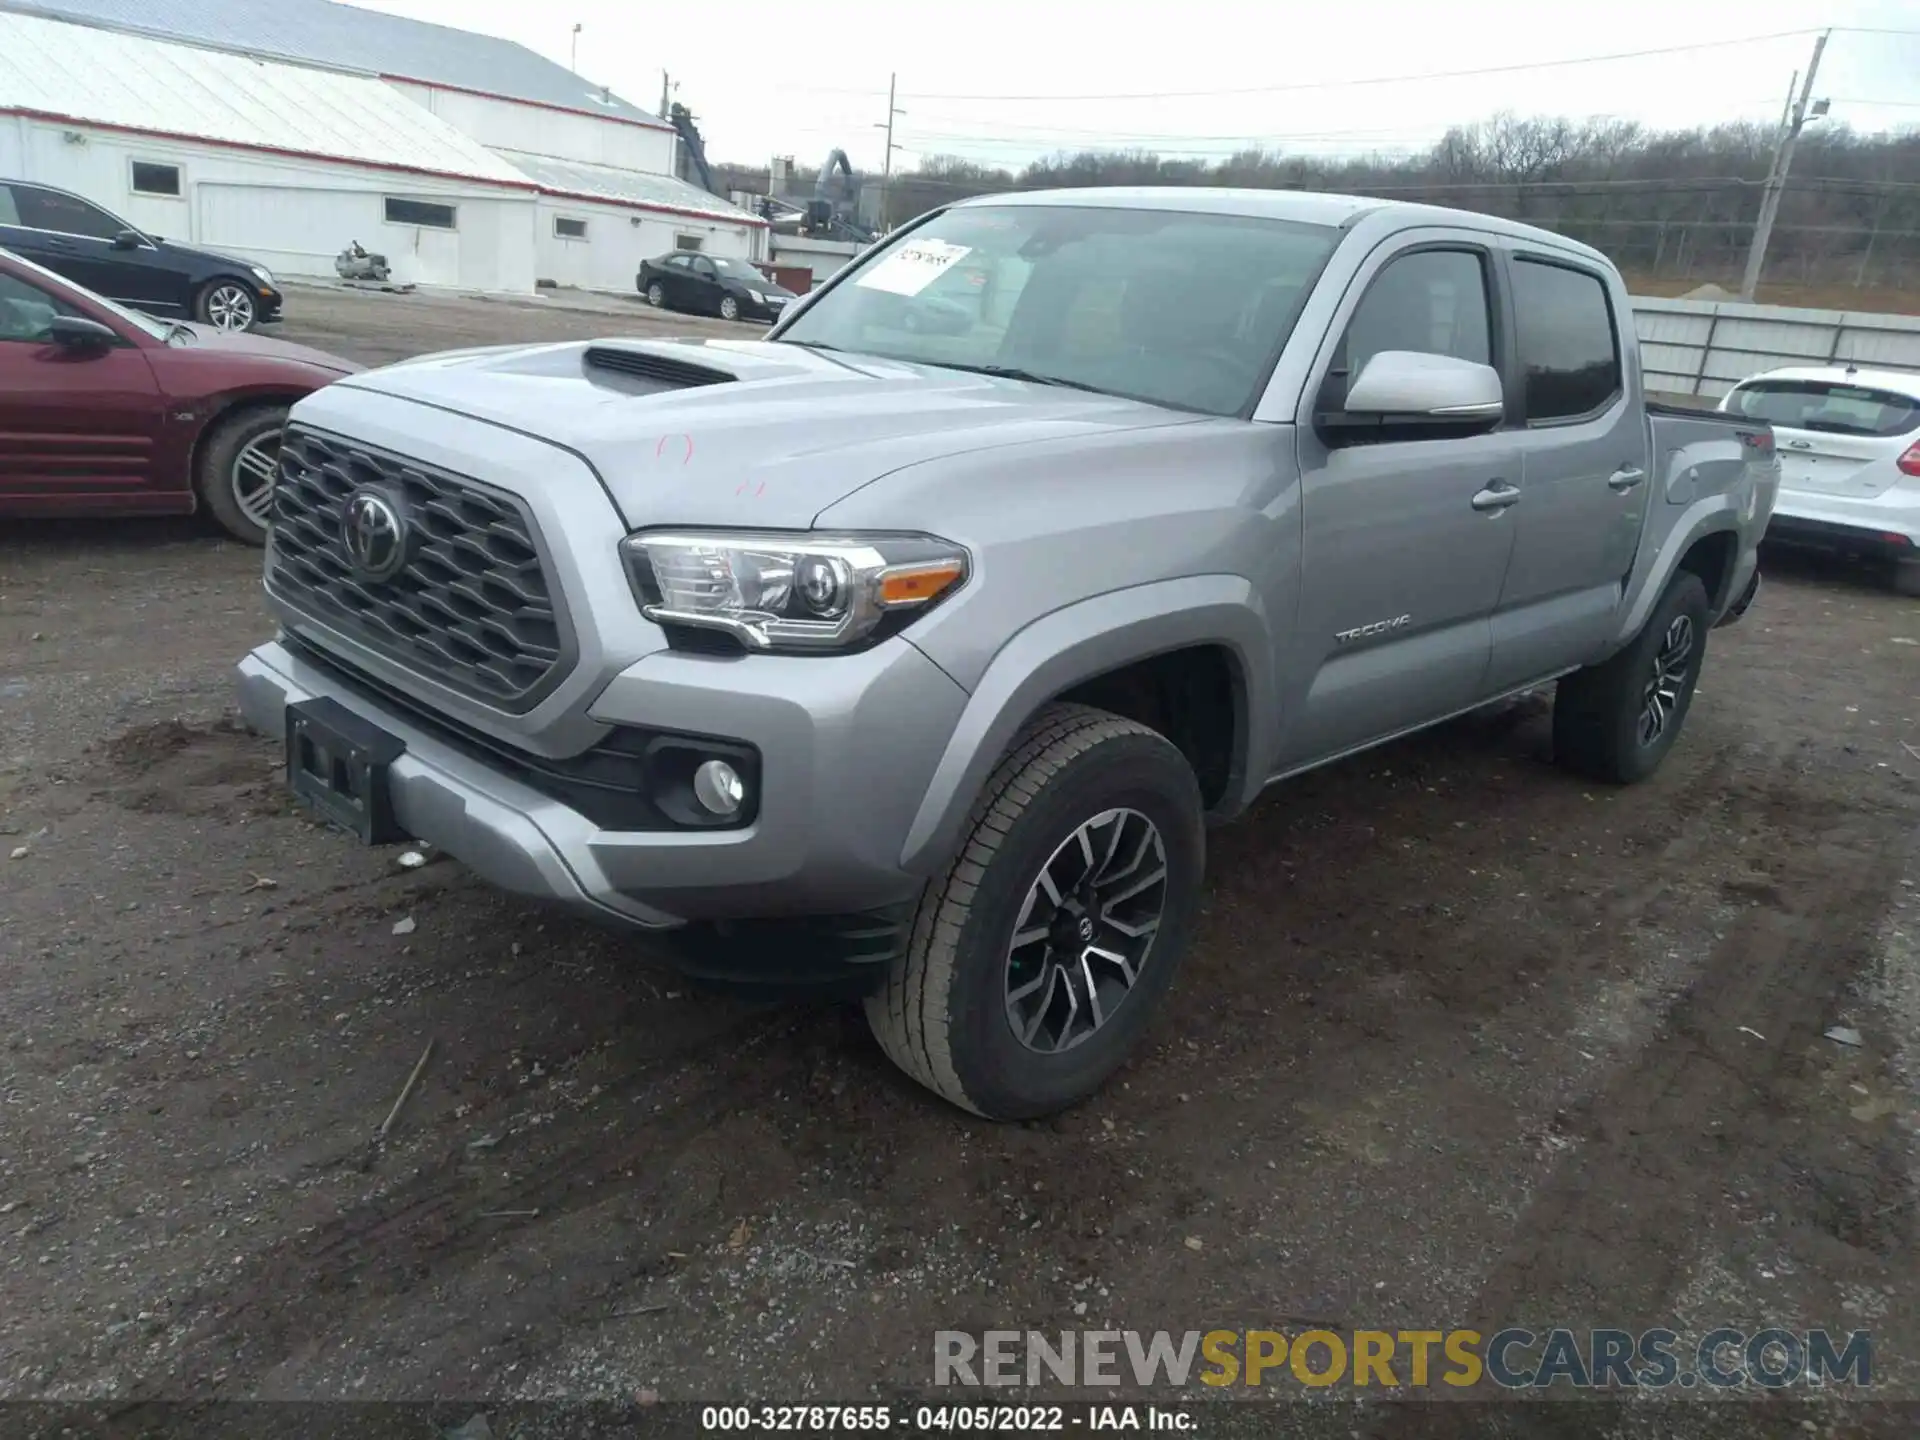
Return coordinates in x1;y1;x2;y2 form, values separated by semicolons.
0;179;282;331
0;247;355;544
238;188;1777;1119
1719;364;1920;595
637;252;796;323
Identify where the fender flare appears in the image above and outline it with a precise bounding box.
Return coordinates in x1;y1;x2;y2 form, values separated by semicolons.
1612;497;1746;649
899;574;1276;874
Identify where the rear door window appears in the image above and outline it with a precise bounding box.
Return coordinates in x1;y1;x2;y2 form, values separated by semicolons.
1725;379;1920;437
1512;258;1622;422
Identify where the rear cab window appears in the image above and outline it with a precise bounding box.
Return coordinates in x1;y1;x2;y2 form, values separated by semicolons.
1511;257;1622;422
1725;380;1920;437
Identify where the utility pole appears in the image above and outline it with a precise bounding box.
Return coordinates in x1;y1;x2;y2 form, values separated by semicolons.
659;70;673;119
878;73;904;232
1739;30;1830;301
569;22;581;73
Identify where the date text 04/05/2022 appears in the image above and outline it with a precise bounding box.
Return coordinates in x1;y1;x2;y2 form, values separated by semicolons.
699;1404;1191;1431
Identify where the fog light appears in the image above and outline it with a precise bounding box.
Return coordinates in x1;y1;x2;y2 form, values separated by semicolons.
692;758;745;816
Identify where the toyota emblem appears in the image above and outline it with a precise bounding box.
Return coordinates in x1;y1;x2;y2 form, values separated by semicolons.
341;490;409;581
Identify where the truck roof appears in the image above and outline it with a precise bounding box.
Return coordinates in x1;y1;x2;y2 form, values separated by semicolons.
954;186;1612;266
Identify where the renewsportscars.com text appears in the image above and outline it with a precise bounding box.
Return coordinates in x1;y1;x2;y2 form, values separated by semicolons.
934;1327;1873;1391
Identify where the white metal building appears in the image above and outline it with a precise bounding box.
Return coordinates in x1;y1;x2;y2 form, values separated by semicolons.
0;0;766;293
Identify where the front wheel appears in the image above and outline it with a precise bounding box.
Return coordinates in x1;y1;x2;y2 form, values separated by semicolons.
866;703;1205;1119
196;280;258;332
719;294;741;322
1553;571;1710;784
196;406;286;545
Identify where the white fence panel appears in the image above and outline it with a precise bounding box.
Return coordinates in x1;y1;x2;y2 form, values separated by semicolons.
1630;296;1920;399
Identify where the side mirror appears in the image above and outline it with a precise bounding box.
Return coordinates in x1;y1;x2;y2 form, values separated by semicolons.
1328;350;1505;435
112;229;143;250
47;314;119;350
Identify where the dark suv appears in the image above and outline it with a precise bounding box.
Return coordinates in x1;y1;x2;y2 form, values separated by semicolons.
0;180;281;331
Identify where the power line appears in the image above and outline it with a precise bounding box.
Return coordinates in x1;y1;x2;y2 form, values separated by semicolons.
890;30;1822;103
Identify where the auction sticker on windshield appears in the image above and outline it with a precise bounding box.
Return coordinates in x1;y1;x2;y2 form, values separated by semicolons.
855;239;972;296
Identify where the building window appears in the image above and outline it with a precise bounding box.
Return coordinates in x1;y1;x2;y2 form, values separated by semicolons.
553;216;588;240
385;198;457;230
674;234;704;251
130;161;181;197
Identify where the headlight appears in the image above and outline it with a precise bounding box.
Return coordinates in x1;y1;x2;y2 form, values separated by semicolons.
620;531;969;652
250;264;275;286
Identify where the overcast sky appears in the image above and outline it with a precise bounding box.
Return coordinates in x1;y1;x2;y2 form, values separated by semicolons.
349;0;1920;174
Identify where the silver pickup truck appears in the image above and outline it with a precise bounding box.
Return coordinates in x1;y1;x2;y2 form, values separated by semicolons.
237;188;1776;1119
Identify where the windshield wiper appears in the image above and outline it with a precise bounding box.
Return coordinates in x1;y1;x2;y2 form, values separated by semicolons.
165;322;196;345
922;361;1110;395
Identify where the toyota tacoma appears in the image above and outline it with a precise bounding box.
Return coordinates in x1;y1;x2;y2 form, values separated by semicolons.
237;188;1777;1118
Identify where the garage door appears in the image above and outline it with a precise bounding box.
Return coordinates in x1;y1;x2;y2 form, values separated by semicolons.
193;184;383;280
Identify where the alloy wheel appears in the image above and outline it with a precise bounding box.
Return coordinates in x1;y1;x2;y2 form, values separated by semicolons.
1638;614;1695;746
207;284;255;331
231;431;281;530
1004;807;1168;1054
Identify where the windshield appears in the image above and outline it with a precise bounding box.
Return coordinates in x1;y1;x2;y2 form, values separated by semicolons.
777;203;1341;415
1;247;172;341
1726;378;1919;438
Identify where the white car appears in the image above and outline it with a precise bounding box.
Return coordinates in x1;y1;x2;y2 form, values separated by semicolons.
1719;365;1920;595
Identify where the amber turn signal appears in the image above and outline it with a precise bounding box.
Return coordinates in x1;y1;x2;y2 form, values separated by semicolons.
878;559;967;607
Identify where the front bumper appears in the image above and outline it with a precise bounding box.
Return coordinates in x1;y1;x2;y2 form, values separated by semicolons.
236;631;968;929
255;287;284;323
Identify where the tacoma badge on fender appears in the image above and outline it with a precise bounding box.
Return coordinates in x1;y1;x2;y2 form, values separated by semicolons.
1335;614;1412;644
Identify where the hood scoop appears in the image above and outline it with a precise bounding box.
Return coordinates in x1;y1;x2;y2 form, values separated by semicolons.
584;346;735;390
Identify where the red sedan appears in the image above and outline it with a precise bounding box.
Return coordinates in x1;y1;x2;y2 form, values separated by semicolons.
0;247;356;545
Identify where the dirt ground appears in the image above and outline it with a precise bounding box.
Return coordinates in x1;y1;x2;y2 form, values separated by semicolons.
2;285;1919;1434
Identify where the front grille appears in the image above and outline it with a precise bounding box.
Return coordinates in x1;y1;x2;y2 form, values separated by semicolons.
267;427;568;709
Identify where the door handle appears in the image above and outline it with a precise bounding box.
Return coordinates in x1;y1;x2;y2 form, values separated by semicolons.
1471;481;1521;513
1607;466;1646;492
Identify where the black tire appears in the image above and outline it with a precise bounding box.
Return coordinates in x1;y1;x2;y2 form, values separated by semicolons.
196;406;287;546
1553;571;1710;784
1892;557;1920;599
866;702;1205;1119
194;278;259;332
719;294;741;322
645;280;666;308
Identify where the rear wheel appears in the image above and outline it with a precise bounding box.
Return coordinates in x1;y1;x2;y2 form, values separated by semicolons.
1553;571;1710;784
196;406;286;545
196;279;258;332
646;281;666;308
1893;557;1920;598
866;703;1205;1119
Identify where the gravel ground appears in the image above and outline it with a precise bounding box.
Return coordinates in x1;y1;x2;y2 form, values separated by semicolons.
1;285;1917;1435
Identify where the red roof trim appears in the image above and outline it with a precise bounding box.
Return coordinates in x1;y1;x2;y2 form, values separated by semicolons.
380;74;676;133
533;184;768;229
3;109;764;229
0;107;539;192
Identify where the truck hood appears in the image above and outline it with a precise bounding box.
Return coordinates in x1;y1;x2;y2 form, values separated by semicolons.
332;337;1202;529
